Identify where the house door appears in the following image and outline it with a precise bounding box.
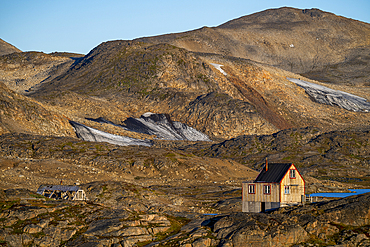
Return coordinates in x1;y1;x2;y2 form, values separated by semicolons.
261;202;266;212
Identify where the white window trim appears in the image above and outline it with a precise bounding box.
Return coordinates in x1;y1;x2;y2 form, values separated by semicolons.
263;185;271;194
248;184;255;194
284;185;290;194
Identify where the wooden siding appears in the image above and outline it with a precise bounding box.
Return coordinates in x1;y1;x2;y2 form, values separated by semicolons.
243;182;280;203
280;164;305;203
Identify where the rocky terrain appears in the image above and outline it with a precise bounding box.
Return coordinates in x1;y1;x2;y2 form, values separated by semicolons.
0;51;83;93
0;81;74;136
0;39;21;56
138;7;370;86
0;6;369;247
0;187;369;246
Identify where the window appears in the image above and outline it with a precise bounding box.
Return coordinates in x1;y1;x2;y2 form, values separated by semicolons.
290;169;296;179
248;184;255;194
284;185;290;194
263;185;271;194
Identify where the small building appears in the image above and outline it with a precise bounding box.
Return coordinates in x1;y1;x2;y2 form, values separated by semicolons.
36;185;88;201
242;162;305;213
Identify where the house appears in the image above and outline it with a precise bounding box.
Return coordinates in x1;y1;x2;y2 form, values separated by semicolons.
36;185;88;201
242;162;305;213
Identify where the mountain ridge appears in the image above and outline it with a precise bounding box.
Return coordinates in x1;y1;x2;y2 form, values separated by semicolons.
0;38;21;56
137;7;370;85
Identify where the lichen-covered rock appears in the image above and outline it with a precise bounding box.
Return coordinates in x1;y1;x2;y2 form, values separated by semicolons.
4;234;22;247
23;224;43;233
84;218;126;236
33;235;60;247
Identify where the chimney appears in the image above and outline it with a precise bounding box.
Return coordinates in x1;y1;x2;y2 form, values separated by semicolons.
265;158;268;171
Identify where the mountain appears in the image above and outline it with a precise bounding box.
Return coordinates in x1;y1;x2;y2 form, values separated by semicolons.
28;42;282;139
0;38;21;56
138;7;370;86
28;40;370;140
0;7;368;140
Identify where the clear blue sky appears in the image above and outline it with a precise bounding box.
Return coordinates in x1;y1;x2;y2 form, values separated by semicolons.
1;0;369;54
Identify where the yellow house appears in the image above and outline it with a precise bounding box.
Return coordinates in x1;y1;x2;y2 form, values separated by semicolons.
242;162;305;213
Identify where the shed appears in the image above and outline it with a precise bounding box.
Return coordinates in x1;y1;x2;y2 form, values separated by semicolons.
242;162;305;212
36;185;87;201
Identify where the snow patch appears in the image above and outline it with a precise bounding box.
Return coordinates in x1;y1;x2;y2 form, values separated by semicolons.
287;78;370;112
142;112;155;117
87;113;212;142
69;121;153;147
210;63;227;76
124;113;212;141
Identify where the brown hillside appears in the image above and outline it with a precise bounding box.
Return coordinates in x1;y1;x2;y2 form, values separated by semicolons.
0;51;82;93
27;40;370;139
0;81;74;136
138;7;370;85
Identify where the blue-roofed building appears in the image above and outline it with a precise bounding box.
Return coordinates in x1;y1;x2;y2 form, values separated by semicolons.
242;162;305;213
36;185;87;201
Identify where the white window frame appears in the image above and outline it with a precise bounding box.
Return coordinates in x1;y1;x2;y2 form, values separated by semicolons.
263;185;271;194
290;169;296;179
284;185;290;194
248;184;255;194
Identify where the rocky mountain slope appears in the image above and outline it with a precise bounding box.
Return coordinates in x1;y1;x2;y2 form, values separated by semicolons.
0;8;368;141
0;82;73;136
0;51;83;93
138;7;370;86
0;38;21;56
25;40;370;140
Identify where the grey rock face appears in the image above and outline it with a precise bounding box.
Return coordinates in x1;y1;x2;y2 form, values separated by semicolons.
288;78;370;112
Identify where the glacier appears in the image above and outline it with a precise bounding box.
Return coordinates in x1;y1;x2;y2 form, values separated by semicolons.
69;121;153;147
287;78;370;112
88;113;212;142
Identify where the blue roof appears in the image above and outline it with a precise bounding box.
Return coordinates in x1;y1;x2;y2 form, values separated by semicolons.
37;185;80;194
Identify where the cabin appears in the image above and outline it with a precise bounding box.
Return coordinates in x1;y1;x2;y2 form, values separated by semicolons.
36;185;88;201
242;162;305;213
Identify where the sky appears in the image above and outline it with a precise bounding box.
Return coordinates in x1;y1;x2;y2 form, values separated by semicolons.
1;0;369;54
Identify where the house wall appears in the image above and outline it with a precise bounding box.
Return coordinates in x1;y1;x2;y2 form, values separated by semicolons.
242;182;280;212
280;165;305;204
242;201;280;213
243;183;280;202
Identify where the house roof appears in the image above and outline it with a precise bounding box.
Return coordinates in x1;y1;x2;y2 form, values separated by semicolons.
37;185;80;194
254;163;293;183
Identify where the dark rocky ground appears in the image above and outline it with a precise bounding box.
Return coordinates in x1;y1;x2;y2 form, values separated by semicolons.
0;187;369;246
0;129;369;246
